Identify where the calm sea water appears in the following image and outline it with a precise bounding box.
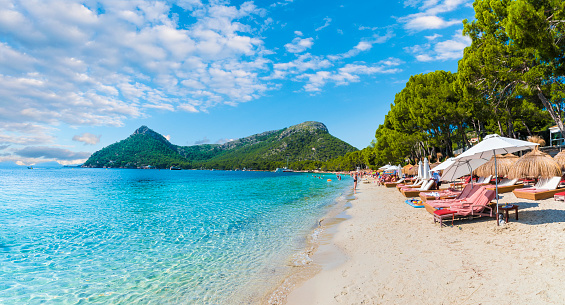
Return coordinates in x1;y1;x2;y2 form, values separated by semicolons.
0;168;351;304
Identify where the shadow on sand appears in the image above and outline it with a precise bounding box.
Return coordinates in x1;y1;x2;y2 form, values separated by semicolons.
429;200;564;227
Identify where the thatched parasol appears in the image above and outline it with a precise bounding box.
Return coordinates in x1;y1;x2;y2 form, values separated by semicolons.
404;165;419;175
507;149;562;179
402;164;413;174
473;153;519;177
430;162;441;169
554;150;565;170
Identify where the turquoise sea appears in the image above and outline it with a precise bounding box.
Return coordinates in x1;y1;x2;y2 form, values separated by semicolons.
0;169;351;304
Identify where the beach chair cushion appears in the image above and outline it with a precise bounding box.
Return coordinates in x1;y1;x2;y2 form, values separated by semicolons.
497;178;518;187
434;209;456;216
534;178;548;189
519;177;561;192
451;189;495;216
427;186;486;209
542;177;561;190
555;192;565;201
426;185;483;208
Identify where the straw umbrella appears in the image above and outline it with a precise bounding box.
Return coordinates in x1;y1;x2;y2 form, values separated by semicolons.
430;162;441;169
507;149;561;179
554;150;565;171
473;154;519;177
402;164;414;175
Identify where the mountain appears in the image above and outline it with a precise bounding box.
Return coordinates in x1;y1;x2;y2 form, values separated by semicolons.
83;121;357;170
33;161;64;168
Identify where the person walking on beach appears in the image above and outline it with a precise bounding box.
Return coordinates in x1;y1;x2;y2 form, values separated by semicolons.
353;172;358;194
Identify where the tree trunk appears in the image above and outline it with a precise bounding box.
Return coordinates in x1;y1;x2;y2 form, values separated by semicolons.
479;121;486;140
521;120;533;137
537;86;565;140
506;107;516;138
498;120;504;136
459;123;469;152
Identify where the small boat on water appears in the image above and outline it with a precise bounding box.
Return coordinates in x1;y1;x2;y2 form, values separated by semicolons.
170;166;181;170
275;167;294;173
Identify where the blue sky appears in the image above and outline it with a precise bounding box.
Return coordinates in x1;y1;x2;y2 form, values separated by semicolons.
0;0;474;165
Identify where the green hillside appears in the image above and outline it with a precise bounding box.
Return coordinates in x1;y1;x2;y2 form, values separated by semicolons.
83;121;358;170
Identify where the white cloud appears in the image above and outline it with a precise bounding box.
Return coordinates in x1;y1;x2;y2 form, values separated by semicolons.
297;61;402;93
416;54;434;61
194;136;210;144
406;30;471;61
358;25;380;31
284;36;314;53
398;0;468;31
315;17;332;31
272;53;332;74
178;103;199;113
270;0;294;8
425;33;442;41
216;138;234;144
328;31;394;60
164;134;171;141
72;132;101;145
434;32;471;60
0;0;272;150
404;15;460;31
15;146;91;161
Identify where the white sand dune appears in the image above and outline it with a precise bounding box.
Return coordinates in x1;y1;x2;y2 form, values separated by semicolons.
286;181;565;304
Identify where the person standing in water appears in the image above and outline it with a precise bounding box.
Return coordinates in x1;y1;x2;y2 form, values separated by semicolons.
353;172;358;194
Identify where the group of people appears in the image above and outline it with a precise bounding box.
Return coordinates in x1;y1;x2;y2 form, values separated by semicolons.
349;168;443;193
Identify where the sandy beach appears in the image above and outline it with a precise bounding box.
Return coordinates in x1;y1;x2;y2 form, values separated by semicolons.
286;180;565;304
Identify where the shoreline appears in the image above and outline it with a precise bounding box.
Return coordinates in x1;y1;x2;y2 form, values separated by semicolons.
261;185;355;304
285;179;565;304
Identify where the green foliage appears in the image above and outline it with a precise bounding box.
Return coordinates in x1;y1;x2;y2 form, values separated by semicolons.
459;0;563;138
366;0;561;168
84;122;358;171
84;133;192;169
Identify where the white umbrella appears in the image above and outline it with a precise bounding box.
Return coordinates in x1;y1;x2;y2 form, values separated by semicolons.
380;164;395;171
454;134;539;224
434;157;455;172
440;158;486;181
397;164;402;178
417;161;423;178
423;158;431;179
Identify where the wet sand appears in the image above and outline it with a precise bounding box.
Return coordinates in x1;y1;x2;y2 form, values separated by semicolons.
286;180;565;304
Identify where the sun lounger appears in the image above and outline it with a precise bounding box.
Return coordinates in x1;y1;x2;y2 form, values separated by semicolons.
419;184;472;201
476;175;493;184
423;185;483;214
397;178;421;191
513;176;564;200
385;178;405;188
401;180;436;197
485;178;523;193
433;189;497;225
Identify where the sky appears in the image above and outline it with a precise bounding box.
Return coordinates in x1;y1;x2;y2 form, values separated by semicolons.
0;0;475;165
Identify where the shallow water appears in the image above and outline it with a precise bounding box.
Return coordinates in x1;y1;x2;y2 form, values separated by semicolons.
0;169;350;304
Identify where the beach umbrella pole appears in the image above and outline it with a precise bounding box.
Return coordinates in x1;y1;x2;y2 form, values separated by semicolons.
468;162;473;186
495;150;499;225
